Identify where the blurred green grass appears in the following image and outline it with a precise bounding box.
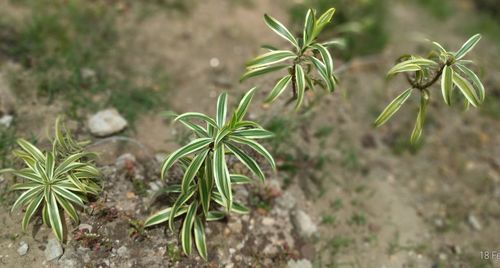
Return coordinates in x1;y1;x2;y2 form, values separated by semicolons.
0;0;169;124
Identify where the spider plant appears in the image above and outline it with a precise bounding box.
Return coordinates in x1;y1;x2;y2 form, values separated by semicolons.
2;118;100;241
241;8;338;110
374;34;485;143
144;88;275;260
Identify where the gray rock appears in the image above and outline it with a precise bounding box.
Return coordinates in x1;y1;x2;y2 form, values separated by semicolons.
468;213;482;231
80;68;96;81
117;246;129;258
287;259;312;268
88;108;127;137
17;241;28;256
44;238;63;261
292;209;317;238
0;115;13;127
276;191;296;210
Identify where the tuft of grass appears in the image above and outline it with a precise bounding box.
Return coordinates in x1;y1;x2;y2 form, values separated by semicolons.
1;0;169;124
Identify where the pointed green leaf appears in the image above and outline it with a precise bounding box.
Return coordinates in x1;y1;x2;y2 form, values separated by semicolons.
240;64;288;82
313;8;335;39
21;192;43;231
175;112;218;129
303;9;316;47
265;75;292;103
224;143;265;182
455;34;481;60
168;185;196;231
263;14;299;50
246;50;296;69
311;44;333;75
410;91;429;144
232;128;274;139
453;72;480;107
193;217;207;260
47;192;64;241
295;64;306;110
216;92;228;128
455;64;485;102
213;145;232;211
144;206;188;227
181;149;209;193
161;138;212;180
230;174;253;184
181;201;198;256
229;136;275;170
199;157;213;217
441;65;453;106
374;88;413;127
206;211;226;221
234;87;256;122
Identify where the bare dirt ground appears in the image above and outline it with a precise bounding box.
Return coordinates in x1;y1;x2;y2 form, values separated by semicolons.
0;0;499;267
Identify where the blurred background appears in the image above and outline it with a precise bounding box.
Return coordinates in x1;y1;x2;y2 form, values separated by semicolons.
0;0;499;267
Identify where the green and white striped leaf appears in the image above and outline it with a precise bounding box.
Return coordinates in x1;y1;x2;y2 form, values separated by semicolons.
144;206;188;227
441;65;454;106
374;88;413;127
181;149;209;193
55;193;79;223
178;120;209;138
11;185;44;212
246;50;296;69
410;91;429;144
175;112;218;129
455;64;485;102
313;8;335;39
455;34;481;60
303;9;316;47
265;75;292;103
233;87;256;122
21;192;43;231
52;185;84;207
216;92;228;128
229;136;275;170
311;44;333;75
199;157;213;217
47;192;64;241
240;64;288;82
453;72;480;107
224;143;265;182
263;14;299;50
295;64;306;110
232;128;274;139
193;217;208;260
181;201;198;256
17;139;45;163
161;138;212;180
230;174;253;184
168;185;197;231
206;211;226;221
213;145;232;211
308;56;335;92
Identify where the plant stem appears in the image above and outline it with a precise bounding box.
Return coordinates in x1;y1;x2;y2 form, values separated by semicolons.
405;64;445;90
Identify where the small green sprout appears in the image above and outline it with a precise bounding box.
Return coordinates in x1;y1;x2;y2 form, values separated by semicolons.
374;34;485;143
241;8;338;110
144;88;275;260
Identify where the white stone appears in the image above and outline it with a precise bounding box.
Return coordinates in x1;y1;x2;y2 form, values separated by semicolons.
17;241;28;256
0;115;13;127
468;214;482;231
287;259;312;268
44;238;63;261
88;108;127;137
292;209;317;238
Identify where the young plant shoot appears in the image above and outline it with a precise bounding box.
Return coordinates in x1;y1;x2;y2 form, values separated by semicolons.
3;117;101;241
241;8;338;110
144;88;275;259
374;34;485;143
